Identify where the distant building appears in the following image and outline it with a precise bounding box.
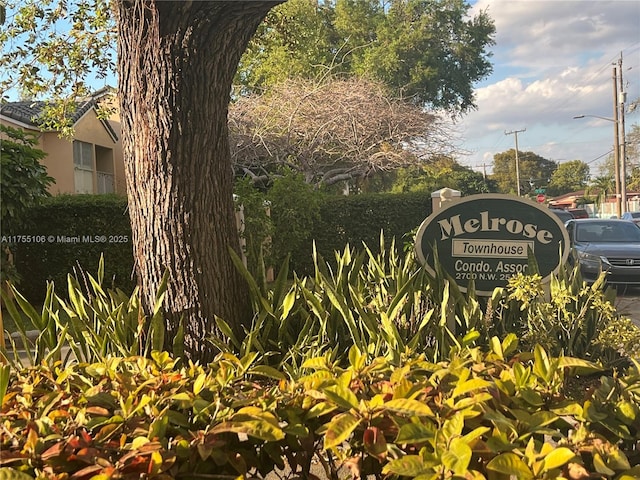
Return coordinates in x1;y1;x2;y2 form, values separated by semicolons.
1;90;125;195
549;190;640;217
547;190;588;209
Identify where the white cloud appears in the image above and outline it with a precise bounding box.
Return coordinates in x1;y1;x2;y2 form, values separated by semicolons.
460;0;640;175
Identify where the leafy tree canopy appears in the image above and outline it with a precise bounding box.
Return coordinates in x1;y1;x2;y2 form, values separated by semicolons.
624;124;640;191
546;159;590;197
596;123;639;180
237;0;495;114
388;156;497;195
491;149;557;196
586;175;615;206
627;166;640;192
3;0;494;118
0;0;115;110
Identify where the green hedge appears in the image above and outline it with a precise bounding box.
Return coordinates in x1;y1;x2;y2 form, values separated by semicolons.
5;192;433;301
289;191;433;274
6;194;134;303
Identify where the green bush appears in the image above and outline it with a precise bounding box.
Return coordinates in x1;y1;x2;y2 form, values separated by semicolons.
225;237;483;374
233;177;432;277
6;184;431;302
484;269;640;369
233;178;274;279
0;124;54;284
289;191;432;274
226;239;639;373
0;352;294;479
1;343;639;479
233;170;324;280
268;170;322;269
5;194;134;303
1;257;169;368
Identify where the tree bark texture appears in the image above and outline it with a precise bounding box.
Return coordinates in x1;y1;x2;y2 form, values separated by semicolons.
116;0;281;363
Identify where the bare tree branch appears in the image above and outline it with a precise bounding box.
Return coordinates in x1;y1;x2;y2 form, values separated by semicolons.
229;77;460;186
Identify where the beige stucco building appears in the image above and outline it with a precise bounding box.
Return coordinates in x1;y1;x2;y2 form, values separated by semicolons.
1;94;126;195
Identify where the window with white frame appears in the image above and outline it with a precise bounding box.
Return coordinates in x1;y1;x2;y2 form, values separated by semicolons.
73;140;94;193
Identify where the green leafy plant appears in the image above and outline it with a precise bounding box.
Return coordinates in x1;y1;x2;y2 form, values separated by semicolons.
484;264;636;369
2;332;640;478
233;177;274;280
1;257;172;368
3;239;640;478
0;124;54;285
295;339;638;479
0;352;295;478
267;169;323;270
225;234;484;377
0;125;53;229
595;316;640;368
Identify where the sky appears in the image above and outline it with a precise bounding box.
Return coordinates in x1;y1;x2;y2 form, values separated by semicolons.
458;0;640;179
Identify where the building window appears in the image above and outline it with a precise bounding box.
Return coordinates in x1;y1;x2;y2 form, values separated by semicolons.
73;140;94;193
73;141;115;194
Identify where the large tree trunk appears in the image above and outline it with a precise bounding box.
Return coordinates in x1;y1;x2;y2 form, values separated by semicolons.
117;1;281;363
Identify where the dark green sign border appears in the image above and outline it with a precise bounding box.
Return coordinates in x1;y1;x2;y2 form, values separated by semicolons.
414;194;570;296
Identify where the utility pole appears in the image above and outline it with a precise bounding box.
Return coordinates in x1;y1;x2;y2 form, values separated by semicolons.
505;128;526;196
475;163;488;179
612;65;622;218
618;53;627;215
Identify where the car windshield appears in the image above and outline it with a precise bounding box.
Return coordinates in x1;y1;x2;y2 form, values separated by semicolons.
576;221;640;243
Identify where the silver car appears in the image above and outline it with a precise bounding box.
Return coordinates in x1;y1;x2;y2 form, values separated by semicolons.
621;211;640;226
565;218;640;285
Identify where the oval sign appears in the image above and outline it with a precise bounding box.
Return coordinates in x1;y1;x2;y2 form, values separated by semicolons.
415;194;570;295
